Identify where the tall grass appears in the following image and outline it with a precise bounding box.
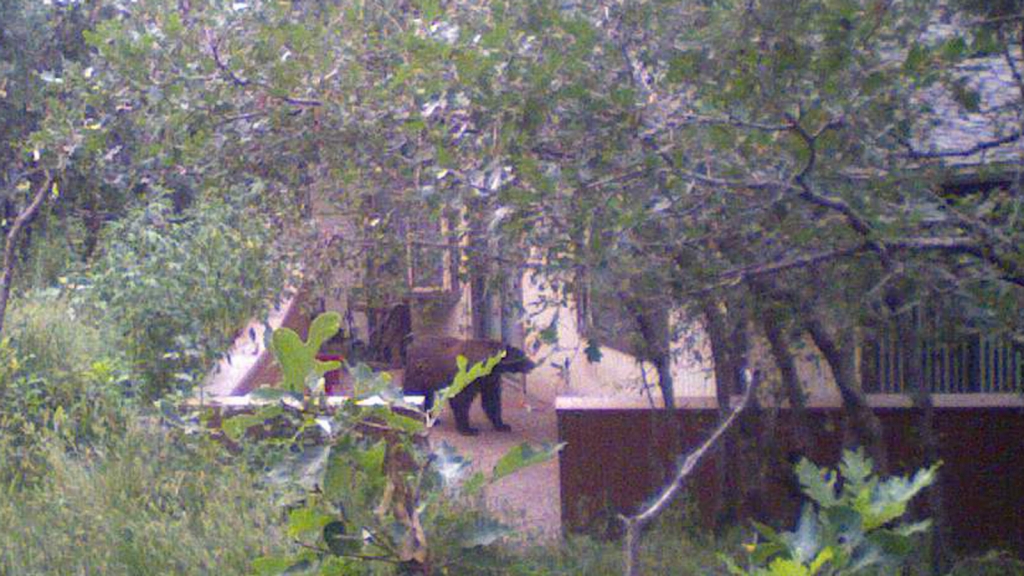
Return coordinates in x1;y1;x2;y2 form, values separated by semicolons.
0;424;290;575
0;291;130;487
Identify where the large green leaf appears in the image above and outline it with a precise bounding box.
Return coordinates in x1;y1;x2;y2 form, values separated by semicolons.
795;458;839;508
491;442;564;482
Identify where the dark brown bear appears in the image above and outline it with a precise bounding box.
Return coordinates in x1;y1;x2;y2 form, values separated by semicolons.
402;336;535;436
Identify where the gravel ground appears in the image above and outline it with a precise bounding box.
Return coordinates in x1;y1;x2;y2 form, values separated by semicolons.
429;383;562;541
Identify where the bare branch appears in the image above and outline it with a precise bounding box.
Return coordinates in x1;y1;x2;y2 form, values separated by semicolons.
899;131;1022;159
619;373;757;576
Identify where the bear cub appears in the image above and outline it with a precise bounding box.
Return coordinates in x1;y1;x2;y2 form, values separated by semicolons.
402;336;535;436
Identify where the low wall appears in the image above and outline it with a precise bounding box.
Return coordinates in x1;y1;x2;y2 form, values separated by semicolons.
557;394;1024;554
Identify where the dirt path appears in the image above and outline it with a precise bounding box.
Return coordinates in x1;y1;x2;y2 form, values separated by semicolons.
429;384;562;540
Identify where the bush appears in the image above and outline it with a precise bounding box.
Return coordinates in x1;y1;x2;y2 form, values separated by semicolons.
86;191;289;399
0;424;290;575
724;449;939;576
0;290;130;487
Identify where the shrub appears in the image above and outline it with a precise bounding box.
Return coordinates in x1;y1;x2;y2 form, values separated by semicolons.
235;314;564;575
0;290;130;487
86;191;289;399
724;449;939;576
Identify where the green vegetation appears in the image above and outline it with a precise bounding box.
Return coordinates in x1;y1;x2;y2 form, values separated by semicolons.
725;450;939;575
0;291;129;487
0;0;1022;574
0;425;290;575
86;193;289;398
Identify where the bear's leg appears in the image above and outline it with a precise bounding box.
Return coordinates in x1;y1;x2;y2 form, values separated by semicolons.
482;378;511;432
449;389;479;436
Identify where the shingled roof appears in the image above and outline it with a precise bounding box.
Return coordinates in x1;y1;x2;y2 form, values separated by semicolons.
914;23;1023;170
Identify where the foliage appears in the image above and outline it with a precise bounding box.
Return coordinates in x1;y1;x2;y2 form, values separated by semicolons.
85;192;288;398
271;311;343;394
0;290;130;487
0;424;290;575
229;313;562;574
724;449;940;576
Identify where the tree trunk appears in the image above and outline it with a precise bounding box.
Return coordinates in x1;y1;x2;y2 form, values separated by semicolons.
802;311;888;471
760;311;813;455
0;172;52;336
624;295;674;409
895;310;947;574
701;298;749;527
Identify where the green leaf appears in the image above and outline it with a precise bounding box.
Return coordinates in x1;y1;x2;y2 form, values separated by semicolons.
431;351;505;418
903;43;929;73
381;409;426;434
838;448;874;496
941;37;967;61
221;405;283;441
765;557;810;576
323;450;355;502
491;442;564;482
784;505;821;565
807;547;834;574
308;311;341;349
272;328;308;392
287;506;333;539
462;471;487;497
795;458;839;507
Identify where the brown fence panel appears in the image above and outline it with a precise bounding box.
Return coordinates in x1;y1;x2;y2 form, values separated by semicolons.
558;396;1024;554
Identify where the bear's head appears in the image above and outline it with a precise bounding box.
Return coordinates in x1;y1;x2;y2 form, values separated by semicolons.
495;345;536;375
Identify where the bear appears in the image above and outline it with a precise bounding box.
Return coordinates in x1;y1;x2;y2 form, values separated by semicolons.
402;336;535;436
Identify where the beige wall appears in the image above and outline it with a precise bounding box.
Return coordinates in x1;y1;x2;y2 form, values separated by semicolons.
518;274;716;404
516;272;842;405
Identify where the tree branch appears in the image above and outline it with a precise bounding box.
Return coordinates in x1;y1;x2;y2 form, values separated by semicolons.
899;130;1022;159
0;171;54;335
619;372;757;576
207;32;322;108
